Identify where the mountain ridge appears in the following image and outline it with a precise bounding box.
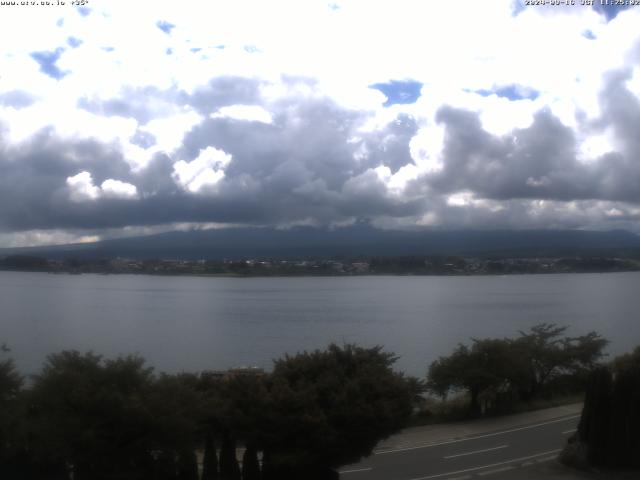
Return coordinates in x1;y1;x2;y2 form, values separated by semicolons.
2;226;640;260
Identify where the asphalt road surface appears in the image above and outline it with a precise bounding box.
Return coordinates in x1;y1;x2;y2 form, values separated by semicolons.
339;413;579;480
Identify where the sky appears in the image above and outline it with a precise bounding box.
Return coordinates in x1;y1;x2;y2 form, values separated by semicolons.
0;0;640;247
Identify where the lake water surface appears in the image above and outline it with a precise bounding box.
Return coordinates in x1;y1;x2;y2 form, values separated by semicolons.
1;271;639;377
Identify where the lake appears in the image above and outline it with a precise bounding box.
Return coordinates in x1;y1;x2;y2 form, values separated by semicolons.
1;271;638;377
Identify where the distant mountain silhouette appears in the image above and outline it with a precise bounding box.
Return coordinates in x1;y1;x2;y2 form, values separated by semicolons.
3;226;640;260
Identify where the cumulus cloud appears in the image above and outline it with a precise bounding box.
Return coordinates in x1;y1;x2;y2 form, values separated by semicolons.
0;1;640;246
66;171;101;202
172;147;232;193
212;105;273;124
66;172;138;202
101;179;139;199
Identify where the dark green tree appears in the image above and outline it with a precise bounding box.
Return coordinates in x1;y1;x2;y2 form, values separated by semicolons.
155;450;178;480
241;444;260;480
513;324;607;401
28;351;156;479
427;338;518;416
147;373;203;451
201;432;219;480
611;345;640;373
219;432;241;480
261;344;415;478
572;347;640;469
177;448;199;480
0;344;24;478
577;367;612;466
428;325;609;415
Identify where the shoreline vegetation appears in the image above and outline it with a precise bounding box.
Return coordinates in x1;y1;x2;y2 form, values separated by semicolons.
2;253;640;277
2;325;635;478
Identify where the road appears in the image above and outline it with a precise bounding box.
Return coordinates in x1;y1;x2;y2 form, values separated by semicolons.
339;413;579;480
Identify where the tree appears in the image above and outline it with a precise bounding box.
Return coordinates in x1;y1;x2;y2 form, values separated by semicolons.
201;432;219;480
513;324;607;401
177;448;199;480
577;367;612;466
219;432;241;480
261;344;415;478
566;346;640;469
427;325;609;415
211;374;268;480
146;373;203;457
611;345;640;373
0;344;24;477
427;339;518;416
241;444;260;480
28;351;156;479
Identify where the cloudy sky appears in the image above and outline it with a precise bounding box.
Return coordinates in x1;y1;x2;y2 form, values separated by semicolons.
0;0;639;247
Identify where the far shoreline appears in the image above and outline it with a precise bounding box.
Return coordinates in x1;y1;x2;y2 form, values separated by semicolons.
1;268;640;279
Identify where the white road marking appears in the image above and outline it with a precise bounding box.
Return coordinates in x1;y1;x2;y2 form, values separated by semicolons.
339;467;372;474
408;449;561;480
536;455;558;463
376;415;579;455
562;429;577;434
444;445;508;459
477;465;515;476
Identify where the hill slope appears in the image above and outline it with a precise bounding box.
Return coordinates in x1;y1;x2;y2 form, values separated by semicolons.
3;226;640;260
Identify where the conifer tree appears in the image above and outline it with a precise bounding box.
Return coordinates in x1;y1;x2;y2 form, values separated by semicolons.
241;444;260;480
219;433;241;480
578;367;612;466
202;433;219;480
177;448;199;480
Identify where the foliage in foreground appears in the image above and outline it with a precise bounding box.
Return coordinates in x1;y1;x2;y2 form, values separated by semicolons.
565;347;640;469
426;324;608;416
0;343;418;480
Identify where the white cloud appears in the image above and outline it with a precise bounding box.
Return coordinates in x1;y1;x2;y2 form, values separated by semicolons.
409;124;445;175
577;129;616;163
101;179;139;199
447;191;474;207
172;146;232;193
66;171;100;202
0;229;101;248
139;111;203;156
66;172;138;202
212;104;273;124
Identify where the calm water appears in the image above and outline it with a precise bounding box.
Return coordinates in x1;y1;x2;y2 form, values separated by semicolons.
1;271;639;377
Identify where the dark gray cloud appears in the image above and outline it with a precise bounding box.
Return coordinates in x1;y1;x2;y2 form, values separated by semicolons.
592;3;634;21
0;130;135;231
186;76;264;115
418;67;640;207
177;90;425;223
426;107;586;201
0;86;423;233
77;76;261;123
359;113;418;174
2;67;640;237
78;86;186;124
